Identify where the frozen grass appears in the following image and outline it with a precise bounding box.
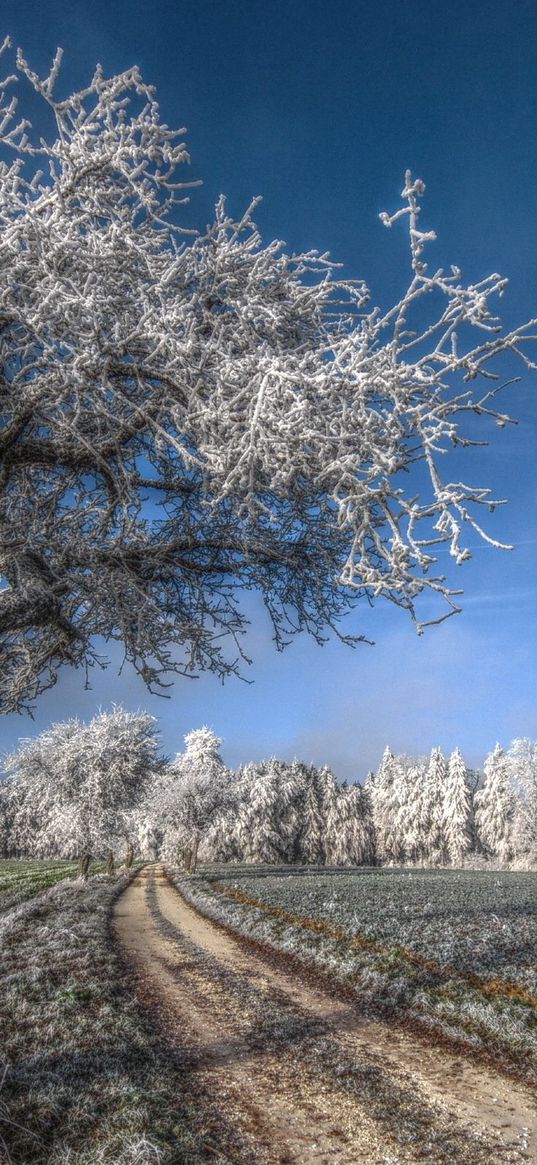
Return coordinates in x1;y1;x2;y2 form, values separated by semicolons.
213;867;537;992
0;859;103;914
0;870;233;1165
170;865;537;1083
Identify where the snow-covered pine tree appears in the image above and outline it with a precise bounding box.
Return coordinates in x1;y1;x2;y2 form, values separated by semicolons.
277;761;308;864
372;752;409;865
399;763;425;864
326;784;374;865
316;766;342;865
362;772;378;864
443;748;474;866
203;802;242;863
370;745;396;866
413;764;431;865
506;738;537;862
360;780;377;865
388;757;418;865
236;759;285;864
475;744;515;864
298;764;327;865
422;748;449;865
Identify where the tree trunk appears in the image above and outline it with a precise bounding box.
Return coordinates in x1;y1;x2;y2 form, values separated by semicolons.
106;850;115;876
190;837;199;873
124;841;134;869
78;853;91;880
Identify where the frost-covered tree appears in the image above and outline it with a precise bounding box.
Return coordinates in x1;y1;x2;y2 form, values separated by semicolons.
299;764;326;864
371;750;432;865
424;748;449;865
361;773;378;863
326;783;375;866
507;738;537;862
189;754;376;868
235;759;286;864
149;726;227;867
367;744;477;867
443;748;474;865
370;748;398;863
1;42;535;714
386;757;418;865
400;763;426;864
315;766;342;864
0;775;16;856
3;707;161;857
475;744;515;864
274;761;308;864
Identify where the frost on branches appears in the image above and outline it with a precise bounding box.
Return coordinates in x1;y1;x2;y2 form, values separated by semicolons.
475;744;516;865
0;42;536;712
147;726;228;869
1;707;161;857
1;714;537;866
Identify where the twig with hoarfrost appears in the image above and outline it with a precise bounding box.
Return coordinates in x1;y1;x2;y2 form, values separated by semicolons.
0;47;535;711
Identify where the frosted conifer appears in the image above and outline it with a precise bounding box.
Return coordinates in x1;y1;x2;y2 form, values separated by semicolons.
443;748;474;865
237;760;284;864
277;761;308;864
299;765;326;864
475;744;515;864
371;747;397;863
316;766;341;865
506;739;537;862
401;764;425;863
423;748;448;865
327;784;373;865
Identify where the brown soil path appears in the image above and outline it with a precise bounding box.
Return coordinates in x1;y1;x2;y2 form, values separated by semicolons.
113;865;537;1165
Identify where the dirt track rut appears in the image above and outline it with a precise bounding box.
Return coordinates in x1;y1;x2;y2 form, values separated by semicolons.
113;865;537;1165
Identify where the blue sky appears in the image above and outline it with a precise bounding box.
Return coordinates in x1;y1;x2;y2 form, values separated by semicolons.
1;0;537;778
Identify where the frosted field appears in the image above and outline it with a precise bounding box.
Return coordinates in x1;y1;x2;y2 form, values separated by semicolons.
176;865;537;1078
214;867;537;994
0;858;80;913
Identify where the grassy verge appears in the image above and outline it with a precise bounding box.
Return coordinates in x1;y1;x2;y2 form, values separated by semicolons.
0;871;233;1165
168;868;537;1085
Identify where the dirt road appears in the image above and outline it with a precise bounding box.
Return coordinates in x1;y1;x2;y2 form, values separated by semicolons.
113;865;536;1165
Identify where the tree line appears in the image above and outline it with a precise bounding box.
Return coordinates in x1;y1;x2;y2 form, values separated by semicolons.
0;709;536;869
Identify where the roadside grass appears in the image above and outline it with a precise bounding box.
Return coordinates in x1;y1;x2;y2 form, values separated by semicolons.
169;865;537;1084
0;869;235;1165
